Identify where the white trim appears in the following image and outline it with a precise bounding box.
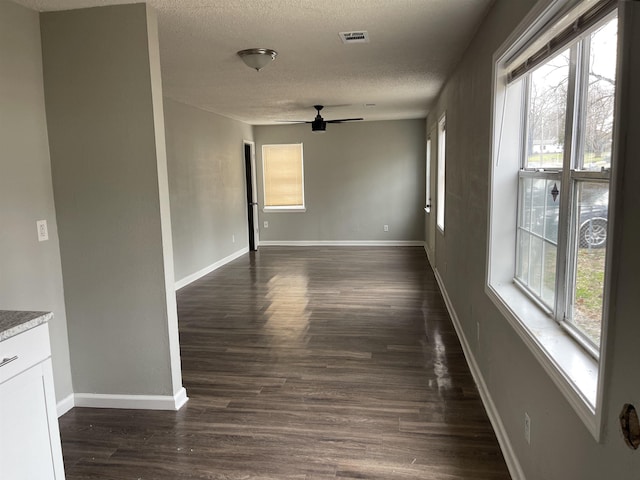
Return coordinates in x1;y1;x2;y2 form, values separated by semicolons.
485;283;599;435
73;387;188;411
485;0;614;441
262;206;307;213
433;267;526;480
423;243;434;265
259;240;425;247
436;113;447;232
56;393;75;417
175;247;249;290
262;143;305;211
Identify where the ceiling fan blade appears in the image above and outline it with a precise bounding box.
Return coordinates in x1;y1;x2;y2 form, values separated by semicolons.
276;120;313;124
326;118;364;123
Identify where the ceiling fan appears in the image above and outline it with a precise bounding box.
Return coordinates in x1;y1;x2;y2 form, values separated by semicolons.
282;105;363;133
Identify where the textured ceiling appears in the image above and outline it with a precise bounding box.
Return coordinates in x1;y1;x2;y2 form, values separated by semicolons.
13;0;493;125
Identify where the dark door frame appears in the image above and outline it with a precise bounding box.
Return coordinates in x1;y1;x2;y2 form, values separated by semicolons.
243;140;259;251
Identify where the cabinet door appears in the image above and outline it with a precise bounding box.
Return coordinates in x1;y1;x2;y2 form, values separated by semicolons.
0;361;62;480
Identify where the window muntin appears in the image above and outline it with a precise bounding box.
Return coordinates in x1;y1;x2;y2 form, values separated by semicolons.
516;175;561;309
436;115;446;231
513;13;617;355
262;143;305;210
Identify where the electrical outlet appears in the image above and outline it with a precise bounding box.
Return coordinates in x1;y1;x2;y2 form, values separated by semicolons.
383;224;389;232
232;234;235;243
524;412;531;445
36;220;49;242
264;221;269;228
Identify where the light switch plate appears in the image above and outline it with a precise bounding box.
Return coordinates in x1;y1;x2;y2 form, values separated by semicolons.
37;220;49;242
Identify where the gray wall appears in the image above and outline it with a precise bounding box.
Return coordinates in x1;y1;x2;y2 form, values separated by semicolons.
429;0;640;478
40;4;182;397
0;0;72;403
254;120;426;242
164;99;253;282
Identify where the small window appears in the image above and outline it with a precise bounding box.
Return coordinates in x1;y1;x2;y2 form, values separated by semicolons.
425;137;432;212
437;115;446;231
262;143;305;212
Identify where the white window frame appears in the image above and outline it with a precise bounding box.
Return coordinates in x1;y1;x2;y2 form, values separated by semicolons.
261;143;306;213
436;114;446;232
486;0;619;441
425;136;432;213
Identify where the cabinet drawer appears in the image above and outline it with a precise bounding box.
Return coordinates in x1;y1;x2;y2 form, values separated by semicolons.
0;324;51;384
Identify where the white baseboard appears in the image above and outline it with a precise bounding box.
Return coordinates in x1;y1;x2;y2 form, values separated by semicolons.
56;393;75;417
258;240;425;247
175;248;249;290
432;267;526;480
423;244;433;265
73;387;189;411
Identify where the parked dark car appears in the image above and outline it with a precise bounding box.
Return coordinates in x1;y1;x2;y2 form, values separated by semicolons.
533;188;608;249
578;205;608;248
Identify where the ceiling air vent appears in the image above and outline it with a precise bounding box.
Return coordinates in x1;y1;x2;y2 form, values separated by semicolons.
339;31;369;44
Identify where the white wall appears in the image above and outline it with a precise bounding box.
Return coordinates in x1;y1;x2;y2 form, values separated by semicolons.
164;99;253;283
0;0;73;404
40;4;183;400
429;0;640;478
254;120;426;243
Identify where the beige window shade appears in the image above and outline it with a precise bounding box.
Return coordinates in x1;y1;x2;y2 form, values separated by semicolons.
507;0;616;83
263;144;304;207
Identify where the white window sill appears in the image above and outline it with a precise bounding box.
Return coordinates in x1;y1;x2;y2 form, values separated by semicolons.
486;281;600;439
263;206;306;213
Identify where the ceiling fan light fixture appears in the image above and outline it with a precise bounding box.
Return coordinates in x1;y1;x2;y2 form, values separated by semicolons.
312;119;327;133
237;48;278;71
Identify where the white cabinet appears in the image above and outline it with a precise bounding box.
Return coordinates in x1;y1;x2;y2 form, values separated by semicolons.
0;323;65;480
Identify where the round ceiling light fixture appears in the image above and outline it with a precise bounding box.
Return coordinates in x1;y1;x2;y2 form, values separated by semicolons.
237;48;278;71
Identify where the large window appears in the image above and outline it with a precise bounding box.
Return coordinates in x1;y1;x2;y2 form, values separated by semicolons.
514;12;616;355
436;114;446;231
488;0;618;432
262;143;305;212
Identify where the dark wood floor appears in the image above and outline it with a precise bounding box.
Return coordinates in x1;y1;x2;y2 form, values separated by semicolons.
59;246;511;479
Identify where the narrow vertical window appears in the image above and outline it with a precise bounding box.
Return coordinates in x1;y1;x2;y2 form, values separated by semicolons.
437;114;446;231
425;137;432;212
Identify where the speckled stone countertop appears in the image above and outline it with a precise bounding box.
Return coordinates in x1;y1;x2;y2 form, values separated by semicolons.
0;310;52;341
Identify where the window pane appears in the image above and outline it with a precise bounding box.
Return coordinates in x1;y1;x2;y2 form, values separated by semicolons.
520;177;533;229
426;138;431;210
517;176;559;309
529;235;543;298
528;178;560;243
437;116;446;231
543;179;559;245
542;242;556;307
581;16;617;171
569;182;609;347
526;50;569;170
530;178;546;236
516;230;531;281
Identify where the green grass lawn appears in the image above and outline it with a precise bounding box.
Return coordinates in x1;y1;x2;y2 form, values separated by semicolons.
573;248;606;346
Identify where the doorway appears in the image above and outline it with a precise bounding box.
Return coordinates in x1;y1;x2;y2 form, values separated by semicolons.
244;141;259;251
